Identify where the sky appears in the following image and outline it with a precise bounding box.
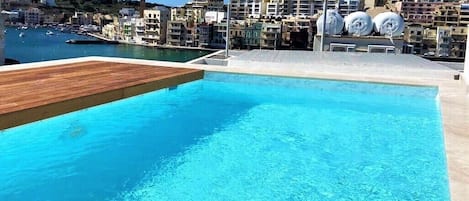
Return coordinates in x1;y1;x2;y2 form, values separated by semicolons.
148;0;228;7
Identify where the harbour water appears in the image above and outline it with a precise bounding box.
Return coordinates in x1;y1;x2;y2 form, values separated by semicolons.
4;27;212;64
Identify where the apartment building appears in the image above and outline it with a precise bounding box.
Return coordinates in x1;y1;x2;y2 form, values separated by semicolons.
70;12;92;26
244;22;263;48
312;0;337;14
198;22;213;47
134;18;145;43
281;17;313;48
291;0;315;16
266;0;290;17
433;3;459;27
404;24;424;55
211;22;228;48
395;1;441;25
436;26;451;57
191;0;224;11
337;0;361;16
260;22;282;49
448;26;467;57
122;19;134;41
231;0;264;19
171;7;187;21
230;21;247;48
24;7;43;25
180;3;206;23
459;3;469;26
167;21;187;46
143;6;169;44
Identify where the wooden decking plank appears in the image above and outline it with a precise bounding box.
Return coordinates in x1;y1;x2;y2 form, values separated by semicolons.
0;61;204;130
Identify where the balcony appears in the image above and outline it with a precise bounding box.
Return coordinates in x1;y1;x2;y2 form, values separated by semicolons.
168;32;181;35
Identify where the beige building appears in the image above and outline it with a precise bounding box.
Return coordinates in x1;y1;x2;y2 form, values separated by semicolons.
404;24;424;55
395;1;441;25
231;0;265;19
191;0;224;11
167;21;187;46
433;3;459;27
261;22;282;49
281;17;314;48
266;0;290;17
143;7;170;44
24;7;43;25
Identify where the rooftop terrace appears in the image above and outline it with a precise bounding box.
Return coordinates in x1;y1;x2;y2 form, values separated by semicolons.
0;52;468;200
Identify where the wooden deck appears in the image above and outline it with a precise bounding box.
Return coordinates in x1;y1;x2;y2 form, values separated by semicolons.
0;61;204;130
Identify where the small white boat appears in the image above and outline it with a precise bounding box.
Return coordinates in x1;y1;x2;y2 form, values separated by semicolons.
46;30;55;35
19;32;25;37
21;26;28;30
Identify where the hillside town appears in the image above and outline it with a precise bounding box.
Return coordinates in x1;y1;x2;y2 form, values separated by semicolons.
1;0;469;59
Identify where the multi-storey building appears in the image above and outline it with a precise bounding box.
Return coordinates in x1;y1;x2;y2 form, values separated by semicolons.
134;18;145;43
436;26;451;57
191;0;224;11
433;3;459;27
230;0;264;19
24;7;42;25
166;21;189;46
395;1;441;25
229;21;247;49
448;26;467;58
122;19;134;41
459;3;469;26
260;22;282;49
70;12;92;26
312;0;337;14
266;0;290;17
291;0;315;16
205;11;226;23
244;22;262;48
211;22;227;48
143;6;169;44
180;2;206;23
171;7;187;21
281;17;313;48
404;23;424;55
337;0;361;16
198;22;213;47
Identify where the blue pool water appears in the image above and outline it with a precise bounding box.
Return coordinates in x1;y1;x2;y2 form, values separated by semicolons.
0;73;449;200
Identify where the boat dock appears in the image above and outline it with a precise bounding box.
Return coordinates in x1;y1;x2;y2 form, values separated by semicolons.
66;39;119;44
0;61;203;130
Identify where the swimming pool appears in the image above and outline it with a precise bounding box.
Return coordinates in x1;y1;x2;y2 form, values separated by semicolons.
0;72;449;200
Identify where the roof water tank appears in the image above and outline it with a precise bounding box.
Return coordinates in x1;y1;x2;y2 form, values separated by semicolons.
344;11;373;36
373;12;404;37
316;10;344;35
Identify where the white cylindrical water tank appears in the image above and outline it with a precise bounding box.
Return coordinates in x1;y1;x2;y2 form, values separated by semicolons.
316;10;344;35
344;11;373;36
373;12;404;37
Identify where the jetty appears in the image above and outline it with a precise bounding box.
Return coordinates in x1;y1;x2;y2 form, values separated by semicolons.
66;39;119;44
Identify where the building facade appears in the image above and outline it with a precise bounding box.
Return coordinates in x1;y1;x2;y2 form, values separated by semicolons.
24;7;43;25
143;7;170;44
